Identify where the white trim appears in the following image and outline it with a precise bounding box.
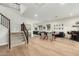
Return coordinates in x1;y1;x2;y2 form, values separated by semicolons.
0;42;8;46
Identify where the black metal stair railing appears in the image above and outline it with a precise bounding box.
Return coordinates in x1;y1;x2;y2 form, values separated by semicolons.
21;23;29;44
0;13;11;49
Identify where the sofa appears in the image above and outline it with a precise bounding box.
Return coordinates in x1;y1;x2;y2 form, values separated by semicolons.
55;32;65;38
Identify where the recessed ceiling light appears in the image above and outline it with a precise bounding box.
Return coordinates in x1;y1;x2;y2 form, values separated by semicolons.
70;13;73;16
34;14;38;17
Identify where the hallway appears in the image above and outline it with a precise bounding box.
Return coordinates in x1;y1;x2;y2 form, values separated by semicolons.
0;37;79;56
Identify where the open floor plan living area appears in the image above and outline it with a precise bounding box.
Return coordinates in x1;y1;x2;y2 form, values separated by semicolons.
0;3;79;56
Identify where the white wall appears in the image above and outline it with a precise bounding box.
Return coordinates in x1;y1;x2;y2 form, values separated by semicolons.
1;4;79;38
0;5;37;45
0;5;36;32
34;16;79;35
49;17;79;33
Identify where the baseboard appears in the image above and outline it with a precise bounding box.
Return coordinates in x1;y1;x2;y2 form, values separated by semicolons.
0;41;25;48
0;42;8;46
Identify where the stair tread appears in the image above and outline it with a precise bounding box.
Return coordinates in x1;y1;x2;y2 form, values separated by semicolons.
11;32;23;35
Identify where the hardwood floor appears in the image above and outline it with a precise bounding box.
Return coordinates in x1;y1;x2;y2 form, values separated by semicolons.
0;37;79;56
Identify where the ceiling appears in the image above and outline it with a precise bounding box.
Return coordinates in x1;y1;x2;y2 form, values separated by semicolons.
0;3;20;10
1;3;79;22
20;3;79;22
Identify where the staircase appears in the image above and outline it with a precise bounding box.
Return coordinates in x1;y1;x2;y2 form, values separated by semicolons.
11;32;26;47
21;23;29;44
0;13;29;49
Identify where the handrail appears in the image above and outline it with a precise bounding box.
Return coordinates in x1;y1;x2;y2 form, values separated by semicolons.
0;13;11;49
21;23;29;44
